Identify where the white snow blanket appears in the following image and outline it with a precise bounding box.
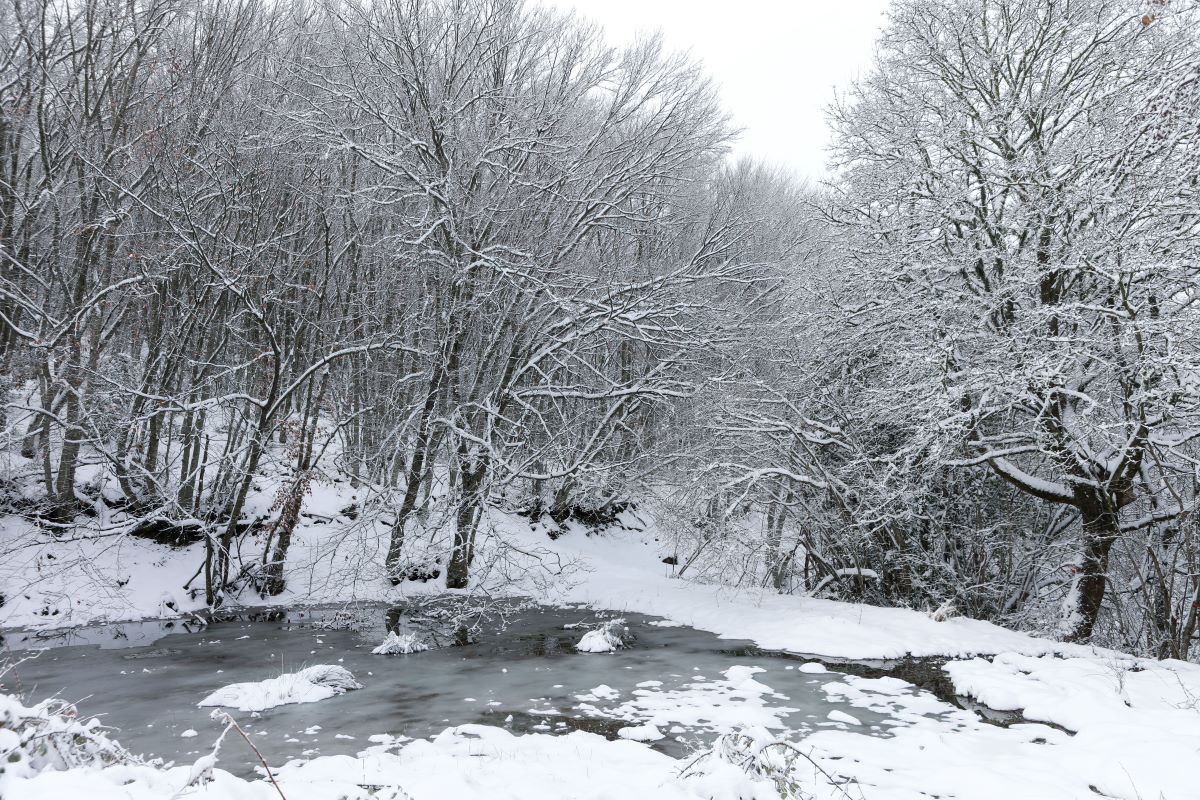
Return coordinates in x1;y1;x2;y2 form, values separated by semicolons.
197;665;361;712
0;699;769;800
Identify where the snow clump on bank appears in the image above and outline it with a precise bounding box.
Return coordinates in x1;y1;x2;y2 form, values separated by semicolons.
575;618;631;653
617;723;663;741
372;631;430;655
197;664;362;712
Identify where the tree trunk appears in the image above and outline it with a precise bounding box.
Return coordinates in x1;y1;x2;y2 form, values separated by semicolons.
176;411;194;507
384;384;439;582
1068;491;1121;642
20;412;40;460
260;478;306;597
179;409;205;510
143;412;162;486
764;501;784;590
54;386;82;508
208;433;265;606
446;445;486;589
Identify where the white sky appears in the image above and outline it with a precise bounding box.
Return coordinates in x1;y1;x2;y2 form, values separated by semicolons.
537;0;893;181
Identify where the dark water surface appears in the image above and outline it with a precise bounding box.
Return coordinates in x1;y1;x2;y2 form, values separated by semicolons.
1;603;893;775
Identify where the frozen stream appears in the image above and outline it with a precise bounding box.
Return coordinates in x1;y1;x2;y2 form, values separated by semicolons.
1;602;902;776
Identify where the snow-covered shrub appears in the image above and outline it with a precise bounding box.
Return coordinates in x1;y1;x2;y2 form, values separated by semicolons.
372;631;430;655
576;618;631;653
926;600;958;622
309;607;375;632
198;664;362;712
0;474;23;516
0;692;137;779
298;664;361;691
682;728;823;799
512;474;633;531
650;492;769;587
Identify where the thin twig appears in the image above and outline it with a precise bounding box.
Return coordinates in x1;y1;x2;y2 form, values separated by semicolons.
213;711;288;800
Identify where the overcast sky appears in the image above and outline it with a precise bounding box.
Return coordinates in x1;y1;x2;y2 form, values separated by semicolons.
537;0;893;181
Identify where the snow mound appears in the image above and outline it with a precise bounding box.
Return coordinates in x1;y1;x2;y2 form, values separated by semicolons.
576;618;630;653
617;723;663;741
574;684;621;702
826;709;860;725
197;664;361;712
372;631;430;655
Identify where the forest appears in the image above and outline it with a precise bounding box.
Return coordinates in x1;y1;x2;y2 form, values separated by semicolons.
4;0;1200;657
5;1;1200;798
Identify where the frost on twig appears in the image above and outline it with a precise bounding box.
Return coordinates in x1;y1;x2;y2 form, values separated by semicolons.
680;728;866;800
0;691;137;777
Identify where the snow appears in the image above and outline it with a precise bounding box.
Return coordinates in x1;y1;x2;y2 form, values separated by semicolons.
940;653;1200;799
371;631;429;655
0;693;134;777
775;660;1200;799
575;629;614;652
574;618;629;653
574;684;620;701
0;504;1102;662
810;567;880;596
0;517;211;630
180;752;218;789
276;724;769;799
0;707;776;800
6;514;1200;799
197;665;362;712
574;665;800;736
538;522;1105;661
616;723;663;741
532;524;1200;798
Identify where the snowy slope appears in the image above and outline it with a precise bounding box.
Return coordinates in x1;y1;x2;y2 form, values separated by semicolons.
532;520;1102;660
0;505;1124;661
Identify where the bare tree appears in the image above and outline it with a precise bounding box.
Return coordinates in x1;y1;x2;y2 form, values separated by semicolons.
827;0;1200;641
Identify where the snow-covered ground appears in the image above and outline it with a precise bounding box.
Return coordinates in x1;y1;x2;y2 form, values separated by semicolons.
0;501;1114;660
544;526;1099;661
3;504;1200;798
0;692;769;800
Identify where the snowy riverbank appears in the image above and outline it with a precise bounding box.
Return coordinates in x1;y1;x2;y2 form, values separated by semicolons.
4;514;1200;798
0;504;1130;660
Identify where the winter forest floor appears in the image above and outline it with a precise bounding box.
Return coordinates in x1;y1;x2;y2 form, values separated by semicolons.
3;505;1200;799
